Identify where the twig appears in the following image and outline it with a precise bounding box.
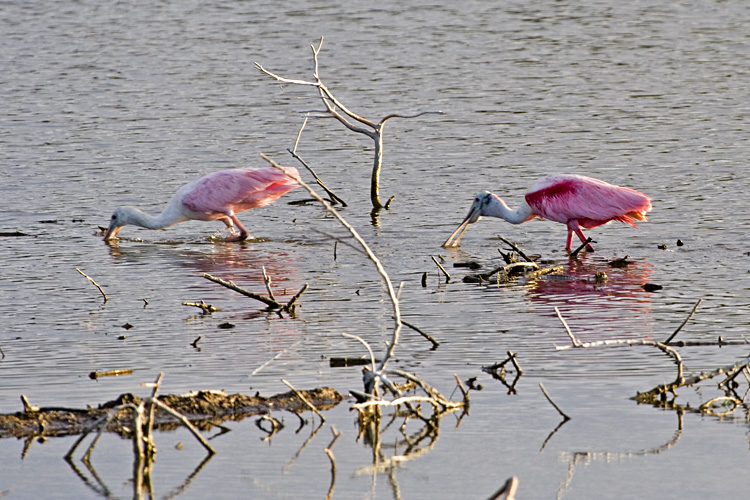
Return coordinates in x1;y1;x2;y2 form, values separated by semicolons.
262;153;406;369
342;333;377;373
288;116;346;206
508;351;523;375
287;148;348;206
663;298;703;344
555;307;581;347
430;255;451;282
495;235;534;263
262;266;277;303
182;300;221;314
486;476;519;500
453;374;470;406
143;372;163;459
635;357;748;404
76;268;108;303
400;319;440;348
203;273;280;308
282;379;326;423
151;399;216;455
569;237;594;258
284;283;309;313
539;383;571;421
20;395;39;412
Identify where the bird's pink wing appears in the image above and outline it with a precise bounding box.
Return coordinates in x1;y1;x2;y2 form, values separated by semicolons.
525;175;651;228
182;167;299;217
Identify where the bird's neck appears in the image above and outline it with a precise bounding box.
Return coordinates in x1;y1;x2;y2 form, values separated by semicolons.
124;204;186;230
485;195;534;224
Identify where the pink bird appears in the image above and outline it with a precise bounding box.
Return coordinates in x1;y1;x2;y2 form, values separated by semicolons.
104;166;300;242
443;174;652;252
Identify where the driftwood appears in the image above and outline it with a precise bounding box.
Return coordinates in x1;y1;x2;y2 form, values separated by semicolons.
202;271;308;314
552;301;750;408
0;387;343;439
256;36;442;211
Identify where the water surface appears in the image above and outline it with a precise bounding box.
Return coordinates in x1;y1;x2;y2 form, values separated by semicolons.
2;0;750;498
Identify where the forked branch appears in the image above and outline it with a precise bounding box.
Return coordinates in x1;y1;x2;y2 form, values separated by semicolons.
256;36;442;211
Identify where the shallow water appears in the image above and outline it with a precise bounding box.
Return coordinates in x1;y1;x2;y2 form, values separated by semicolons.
2;0;750;498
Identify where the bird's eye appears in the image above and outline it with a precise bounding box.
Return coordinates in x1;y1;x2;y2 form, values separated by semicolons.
111;214;117;220
474;198;480;203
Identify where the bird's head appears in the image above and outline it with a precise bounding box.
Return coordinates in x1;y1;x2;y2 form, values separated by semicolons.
442;191;494;248
104;206;135;241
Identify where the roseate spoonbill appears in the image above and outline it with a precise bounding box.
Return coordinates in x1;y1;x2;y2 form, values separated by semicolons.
442;174;652;252
104;166;300;242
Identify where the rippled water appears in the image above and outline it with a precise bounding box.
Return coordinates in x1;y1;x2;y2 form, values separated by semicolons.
2;0;750;498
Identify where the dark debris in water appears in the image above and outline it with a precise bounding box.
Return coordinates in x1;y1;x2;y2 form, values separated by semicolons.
0;231;31;237
642;283;664;292
452;261;482;270
608;256;630;268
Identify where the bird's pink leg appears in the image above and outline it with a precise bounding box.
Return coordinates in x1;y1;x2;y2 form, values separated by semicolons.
219;216;249;242
567;221;595;252
565;228;574;252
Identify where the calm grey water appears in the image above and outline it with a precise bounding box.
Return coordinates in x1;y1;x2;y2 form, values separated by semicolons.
2;0;750;498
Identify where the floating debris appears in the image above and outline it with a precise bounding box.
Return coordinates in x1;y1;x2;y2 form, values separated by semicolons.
642;283;663;292
89;369;134;380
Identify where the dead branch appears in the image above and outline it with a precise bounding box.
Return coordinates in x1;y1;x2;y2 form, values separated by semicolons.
282;379;326;423
486;476;519;500
400;319;440;348
202;273;279;308
262;153;406;371
262;266;277;303
483;351;523;394
151;399;215;455
76;268;108;303
285;283;309;312
256;36;442;211
663;298;703;344
551;307;750;404
555;306;581;347
635;358;750;404
495;235;535;263
569;237;594;258
430;255;451;282
202;272;307;313
288;115;347;206
182;300;221;314
539;383;571;421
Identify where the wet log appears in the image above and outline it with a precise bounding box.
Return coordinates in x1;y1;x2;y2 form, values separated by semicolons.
0;387;343;439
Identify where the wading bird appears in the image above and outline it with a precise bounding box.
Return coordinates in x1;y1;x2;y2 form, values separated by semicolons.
104;166;300;242
442;174;651;252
